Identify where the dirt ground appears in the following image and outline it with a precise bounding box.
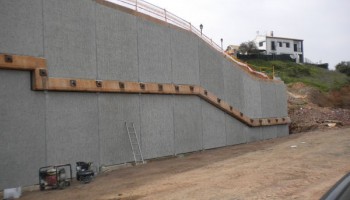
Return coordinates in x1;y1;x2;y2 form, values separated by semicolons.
19;127;350;200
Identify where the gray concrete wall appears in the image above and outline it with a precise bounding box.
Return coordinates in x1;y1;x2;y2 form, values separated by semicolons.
98;94;140;165
0;71;46;189
170;29;200;85
0;0;290;189
45;93;99;167
242;73;262;118
276;125;289;138
96;3;139;81
138;19;172;83
43;0;97;79
198;40;225;98
173;96;203;154
244;126;262;143
0;0;43;57
201;99;227;149
275;83;288;117
225;114;246;145
223;59;244;111
261;126;277;140
140;95;174;159
260;81;278;118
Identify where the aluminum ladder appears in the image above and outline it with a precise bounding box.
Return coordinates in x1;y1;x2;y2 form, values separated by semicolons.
125;122;145;164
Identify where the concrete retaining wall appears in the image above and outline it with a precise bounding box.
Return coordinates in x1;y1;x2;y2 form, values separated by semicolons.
0;0;43;57
171;29;200;85
96;3;139;81
242;73;263;118
43;0;97;79
98;94;140;165
173;96;203;154
0;0;289;189
199;40;225;98
223;59;244;111
140;95;174;159
138;19;172;83
0;70;46;188
45;93;99;166
225;114;246;145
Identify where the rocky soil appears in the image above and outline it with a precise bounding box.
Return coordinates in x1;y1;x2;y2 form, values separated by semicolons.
288;82;350;133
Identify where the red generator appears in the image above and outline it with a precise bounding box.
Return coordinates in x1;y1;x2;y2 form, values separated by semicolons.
39;164;72;190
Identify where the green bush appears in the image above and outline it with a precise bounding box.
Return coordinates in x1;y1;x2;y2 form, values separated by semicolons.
336;61;350;76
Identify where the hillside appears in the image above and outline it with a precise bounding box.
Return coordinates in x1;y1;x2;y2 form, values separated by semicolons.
247;60;350;92
246;59;350;133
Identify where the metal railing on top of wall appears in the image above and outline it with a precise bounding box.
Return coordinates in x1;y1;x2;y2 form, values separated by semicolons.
107;0;269;79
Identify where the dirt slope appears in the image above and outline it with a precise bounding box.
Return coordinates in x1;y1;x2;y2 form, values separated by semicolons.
288;82;350;133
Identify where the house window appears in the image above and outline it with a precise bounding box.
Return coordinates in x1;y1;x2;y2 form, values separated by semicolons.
286;42;290;48
271;41;276;50
259;42;263;47
278;42;282;47
294;44;298;52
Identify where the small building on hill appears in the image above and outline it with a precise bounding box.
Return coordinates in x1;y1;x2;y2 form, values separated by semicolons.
254;32;304;63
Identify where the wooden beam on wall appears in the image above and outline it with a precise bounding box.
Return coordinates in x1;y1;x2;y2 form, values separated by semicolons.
0;53;291;127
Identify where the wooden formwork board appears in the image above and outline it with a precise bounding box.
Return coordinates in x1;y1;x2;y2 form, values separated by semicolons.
0;54;46;70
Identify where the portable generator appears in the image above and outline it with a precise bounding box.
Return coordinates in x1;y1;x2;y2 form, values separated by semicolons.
39;164;72;190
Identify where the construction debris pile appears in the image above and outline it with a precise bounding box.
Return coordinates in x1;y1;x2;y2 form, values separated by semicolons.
288;82;350;133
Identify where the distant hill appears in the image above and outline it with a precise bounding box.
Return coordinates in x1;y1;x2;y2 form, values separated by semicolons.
246;59;350;92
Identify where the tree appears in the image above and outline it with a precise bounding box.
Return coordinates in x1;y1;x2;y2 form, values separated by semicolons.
336;61;350;76
238;41;259;55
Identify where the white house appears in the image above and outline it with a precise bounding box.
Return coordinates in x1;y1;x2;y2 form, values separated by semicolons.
254;32;304;63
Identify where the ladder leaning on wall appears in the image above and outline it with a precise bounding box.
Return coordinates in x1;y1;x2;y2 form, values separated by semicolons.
125;122;145;164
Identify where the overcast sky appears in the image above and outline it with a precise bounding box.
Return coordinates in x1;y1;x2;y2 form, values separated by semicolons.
142;0;350;69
